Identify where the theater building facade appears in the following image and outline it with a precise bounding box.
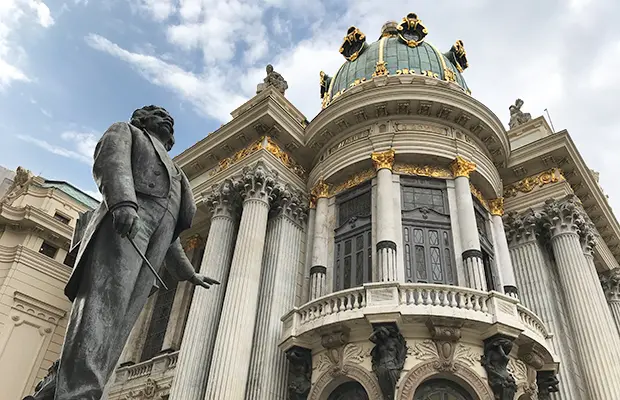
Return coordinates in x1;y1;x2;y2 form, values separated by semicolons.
104;14;620;400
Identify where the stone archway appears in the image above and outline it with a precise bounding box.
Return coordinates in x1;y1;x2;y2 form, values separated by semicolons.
309;364;384;400
398;361;494;400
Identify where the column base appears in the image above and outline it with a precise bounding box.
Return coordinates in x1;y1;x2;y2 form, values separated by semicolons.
377;241;397;282
462;249;487;291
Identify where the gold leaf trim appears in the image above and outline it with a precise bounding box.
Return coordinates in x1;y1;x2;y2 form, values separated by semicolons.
393;164;452;179
504;168;564;198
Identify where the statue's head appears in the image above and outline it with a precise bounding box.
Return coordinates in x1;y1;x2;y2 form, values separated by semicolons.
266;64;274;74
130;105;175;151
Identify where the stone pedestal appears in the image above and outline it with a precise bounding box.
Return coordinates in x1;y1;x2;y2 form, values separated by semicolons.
169;180;238;400
309;180;329;300
372;150;397;281
246;188;306;400
489;199;518;298
204;162;277;400
504;209;585;399
600;269;620;335
450;157;486;291
543;195;620;399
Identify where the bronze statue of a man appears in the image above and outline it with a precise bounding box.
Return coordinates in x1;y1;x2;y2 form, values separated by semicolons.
52;106;218;400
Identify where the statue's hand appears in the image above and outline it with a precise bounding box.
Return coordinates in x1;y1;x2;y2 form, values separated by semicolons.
189;273;220;289
112;206;140;239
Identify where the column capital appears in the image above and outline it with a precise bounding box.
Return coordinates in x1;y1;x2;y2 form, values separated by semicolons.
371;149;395;171
450;156;476;178
311;178;330;199
600;269;620;301
576;217;597;256
541;194;583;237
271;184;308;224
503;209;540;245
205;178;240;218
488;197;504;216
235;161;278;204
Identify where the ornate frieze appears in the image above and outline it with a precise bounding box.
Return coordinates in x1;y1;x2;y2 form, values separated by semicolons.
503;168;564;198
450;156;476;178
507;358;537;398
393;163;452;179
489;197;504;217
481;335;517;400
426;321;464;372
371;149;396;171
600;269;620;301
286;346;312;400
329;169;376;197
265;137;306;178
314;342;369;377
369;324;407;400
470;183;489;211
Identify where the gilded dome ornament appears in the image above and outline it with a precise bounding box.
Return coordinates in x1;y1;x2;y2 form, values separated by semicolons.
339;26;367;61
444;40;468;72
450;156;477;178
397;13;428;48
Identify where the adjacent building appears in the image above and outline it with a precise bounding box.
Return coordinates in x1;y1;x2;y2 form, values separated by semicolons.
0;167;99;400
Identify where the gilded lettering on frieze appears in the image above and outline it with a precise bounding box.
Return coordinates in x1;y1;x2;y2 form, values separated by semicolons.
504;168;564;198
321;130;370;161
394;122;447;136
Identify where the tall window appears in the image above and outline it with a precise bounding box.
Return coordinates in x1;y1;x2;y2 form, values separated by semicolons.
140;269;177;362
474;199;499;291
334;183;372;291
39;242;58;259
401;177;456;285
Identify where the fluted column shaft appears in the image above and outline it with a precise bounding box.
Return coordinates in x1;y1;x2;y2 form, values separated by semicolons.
204;163;276;400
301;207;316;304
505;210;584;399
451;157;486;291
309;181;329;300
169;206;236;399
489;198;518;298
372;150;397;282
544;196;620;399
246;191;305;400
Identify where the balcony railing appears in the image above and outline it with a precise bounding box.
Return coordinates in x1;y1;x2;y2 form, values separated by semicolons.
114;351;179;384
281;282;553;351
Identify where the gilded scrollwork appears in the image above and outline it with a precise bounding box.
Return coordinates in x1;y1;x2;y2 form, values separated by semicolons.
393;164;452;179
265;137;306;178
469;183;489;211
329;169;376;197
339;26;367;62
311;178;330;199
371;149;396;171
372;60;389;77
396;12;428;48
450;156;476;178
488;197;504;216
503;168;564;198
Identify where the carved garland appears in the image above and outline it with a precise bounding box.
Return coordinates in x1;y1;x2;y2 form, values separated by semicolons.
503;168;564;198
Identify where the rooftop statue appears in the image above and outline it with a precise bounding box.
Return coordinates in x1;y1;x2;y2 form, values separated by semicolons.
508;98;532;129
256;64;288;95
24;105;219;400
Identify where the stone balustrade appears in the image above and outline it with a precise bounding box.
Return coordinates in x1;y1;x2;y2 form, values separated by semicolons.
280;282;557;368
107;351;179;399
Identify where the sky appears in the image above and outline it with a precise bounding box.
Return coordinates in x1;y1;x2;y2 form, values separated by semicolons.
1;0;619;209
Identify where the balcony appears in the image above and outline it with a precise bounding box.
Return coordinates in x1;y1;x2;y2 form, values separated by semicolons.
107;351;178;399
280;282;556;366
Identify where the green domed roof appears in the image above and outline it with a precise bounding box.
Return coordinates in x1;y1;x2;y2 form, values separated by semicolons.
320;16;470;108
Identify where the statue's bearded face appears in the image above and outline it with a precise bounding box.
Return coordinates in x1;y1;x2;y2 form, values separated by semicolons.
132;106;175;151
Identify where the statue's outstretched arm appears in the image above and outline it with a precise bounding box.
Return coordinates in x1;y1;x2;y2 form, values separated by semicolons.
93;122;138;212
164;238;195;282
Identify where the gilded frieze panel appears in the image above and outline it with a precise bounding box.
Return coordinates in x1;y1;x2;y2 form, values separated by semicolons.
504;168;564;198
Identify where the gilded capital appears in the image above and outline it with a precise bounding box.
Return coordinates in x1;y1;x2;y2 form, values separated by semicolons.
371;149;396;171
450;156;476;178
311;178;330;199
489;198;504;216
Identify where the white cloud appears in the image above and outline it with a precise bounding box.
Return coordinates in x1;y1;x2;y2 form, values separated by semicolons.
0;0;54;89
17;130;98;164
41;108;52;117
138;0;175;21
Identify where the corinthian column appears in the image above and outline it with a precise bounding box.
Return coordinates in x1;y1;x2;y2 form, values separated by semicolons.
169;180;239;400
309;179;329;300
600;269;620;335
488;198;518;298
246;187;307;400
204;162;277;400
504;209;585;399
450;156;486;291
542;195;620;399
372;149;398;282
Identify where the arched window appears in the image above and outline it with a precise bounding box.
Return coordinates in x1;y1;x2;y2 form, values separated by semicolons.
401;177;456;285
328;381;369;400
414;378;473;400
334;183;372;291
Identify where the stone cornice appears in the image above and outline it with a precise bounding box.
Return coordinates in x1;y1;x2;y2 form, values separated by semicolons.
12;291;67;322
0;203;73;242
0;244;72;285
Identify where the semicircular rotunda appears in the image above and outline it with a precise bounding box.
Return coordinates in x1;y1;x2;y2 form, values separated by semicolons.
101;12;620;400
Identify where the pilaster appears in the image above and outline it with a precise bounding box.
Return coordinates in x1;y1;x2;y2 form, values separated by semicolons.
169;179;239;400
309;179;329;300
488;198;518;298
372;149;397;282
542;194;620;399
246;187;307;400
450;156;486;291
204;162;278;400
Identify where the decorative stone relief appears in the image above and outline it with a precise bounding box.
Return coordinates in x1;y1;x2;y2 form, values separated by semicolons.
235;161;278;204
393;164;452;179
205;178;240;218
508;358;537;397
503;209;540;246
265;137;306;178
271;185;307;224
600;268;620;301
503;168;563;198
481;335;517;400
575;216;597;256
450;156;476;178
315;332;369;378
369;324;407;400
286;346;312;400
536;370;559;400
120;378;170;399
371;149;396;171
426;322;461;372
541;194;583;236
